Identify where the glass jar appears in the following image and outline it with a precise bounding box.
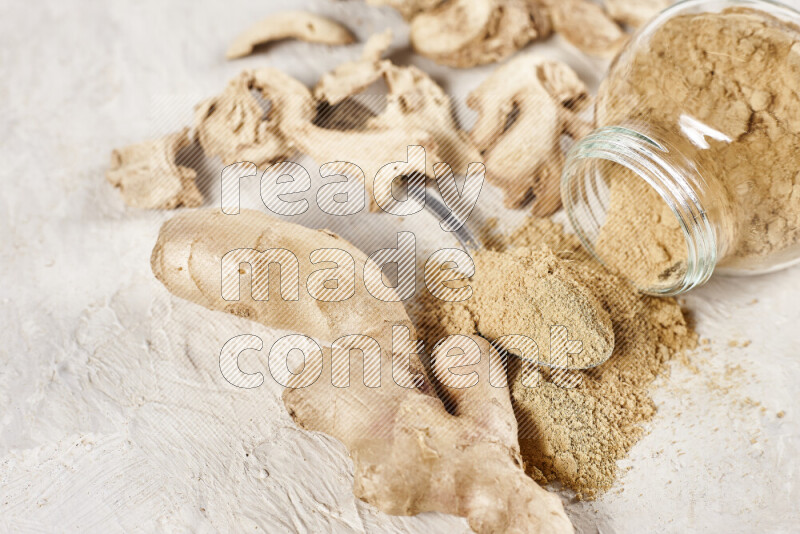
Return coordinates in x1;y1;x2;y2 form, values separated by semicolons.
561;0;800;295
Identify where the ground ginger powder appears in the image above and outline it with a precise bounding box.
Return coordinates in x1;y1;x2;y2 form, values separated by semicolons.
596;167;689;289
463;246;615;369
413;217;697;498
594;8;800;283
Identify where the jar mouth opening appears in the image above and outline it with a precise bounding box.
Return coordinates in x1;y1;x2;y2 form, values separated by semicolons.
561;126;717;296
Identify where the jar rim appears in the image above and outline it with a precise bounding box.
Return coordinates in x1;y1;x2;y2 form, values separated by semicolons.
561;126;719;296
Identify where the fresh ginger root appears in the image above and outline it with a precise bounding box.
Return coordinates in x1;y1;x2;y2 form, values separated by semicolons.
283;327;573;533
151;209;573;534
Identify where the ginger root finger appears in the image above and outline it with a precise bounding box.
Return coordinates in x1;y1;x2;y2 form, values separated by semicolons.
247;64;441;212
107;128;202;210
547;0;628;58
410;0;552;68
152;210;573;534
603;0;670;28
467;55;591;215
437;338;573;534
150;209;409;343
226;11;355;59
314;31;481;181
194;71;291;168
284;331;573;534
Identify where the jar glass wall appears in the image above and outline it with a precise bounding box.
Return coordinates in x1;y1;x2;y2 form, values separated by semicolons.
562;0;800;295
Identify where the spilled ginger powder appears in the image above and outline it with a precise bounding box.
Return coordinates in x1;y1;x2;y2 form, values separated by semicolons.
414;217;697;498
462;246;615;370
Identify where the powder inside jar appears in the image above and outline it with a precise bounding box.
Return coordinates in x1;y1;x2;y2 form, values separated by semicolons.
595;166;688;291
594;8;800;286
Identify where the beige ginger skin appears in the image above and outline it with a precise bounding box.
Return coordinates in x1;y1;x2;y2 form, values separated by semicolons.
151;209;573;534
226;11;355;59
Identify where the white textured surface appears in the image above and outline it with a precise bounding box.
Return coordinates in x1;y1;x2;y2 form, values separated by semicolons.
1;1;799;532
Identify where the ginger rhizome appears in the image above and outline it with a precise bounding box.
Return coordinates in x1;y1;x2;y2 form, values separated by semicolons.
468;55;593;215
314;30;481;180
106;128;202;210
226;11;355;59
369;0;671;64
194;70;292;168
151;209;573;534
409;0;553;68
109;31;596;219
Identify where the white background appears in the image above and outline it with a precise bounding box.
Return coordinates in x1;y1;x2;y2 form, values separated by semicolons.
1;1;799;532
